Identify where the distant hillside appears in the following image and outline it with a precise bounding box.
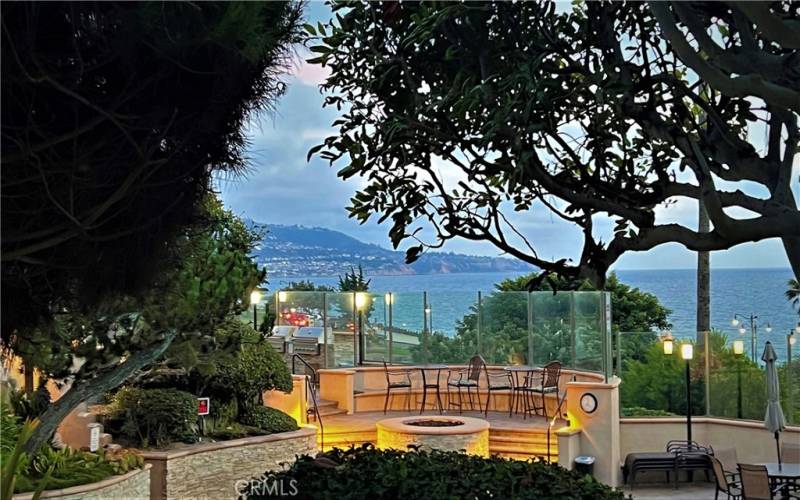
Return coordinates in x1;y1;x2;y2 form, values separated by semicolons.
251;223;534;277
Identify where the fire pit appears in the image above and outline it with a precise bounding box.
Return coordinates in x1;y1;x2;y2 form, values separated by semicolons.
376;416;489;457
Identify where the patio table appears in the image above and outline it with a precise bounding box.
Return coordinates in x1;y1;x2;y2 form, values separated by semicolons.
503;365;539;416
416;364;448;414
761;463;800;499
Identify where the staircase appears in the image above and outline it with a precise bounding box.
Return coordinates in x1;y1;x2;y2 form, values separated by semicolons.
315;398;347;418
489;427;558;462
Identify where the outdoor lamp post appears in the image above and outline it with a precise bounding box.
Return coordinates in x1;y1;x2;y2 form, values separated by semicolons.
425;306;432;333
732;313;772;362
355;292;368;365
249;289;262;331
733;339;745;418
385;293;393;363
789;332;796;425
681;343;694;443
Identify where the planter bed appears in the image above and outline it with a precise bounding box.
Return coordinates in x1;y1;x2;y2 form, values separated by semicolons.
142;426;317;500
13;465;151;500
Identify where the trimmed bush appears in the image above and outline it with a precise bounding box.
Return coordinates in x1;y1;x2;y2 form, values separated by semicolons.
109;387;197;448
242;445;628;500
210;337;292;407
240;406;298;434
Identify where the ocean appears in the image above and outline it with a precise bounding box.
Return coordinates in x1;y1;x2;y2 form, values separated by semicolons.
269;267;798;358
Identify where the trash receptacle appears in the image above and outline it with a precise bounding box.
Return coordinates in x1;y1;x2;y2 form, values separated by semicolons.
574;456;595;476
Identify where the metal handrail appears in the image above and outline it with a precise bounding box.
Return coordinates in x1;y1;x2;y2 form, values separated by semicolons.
546;388;569;463
291;354;324;449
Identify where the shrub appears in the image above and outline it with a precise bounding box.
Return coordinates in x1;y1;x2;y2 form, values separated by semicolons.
240;407;298;434
621;407;676;417
108;387;197;448
241;446;629;500
209;336;292;409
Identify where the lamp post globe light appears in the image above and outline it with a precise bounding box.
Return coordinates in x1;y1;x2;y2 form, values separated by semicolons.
731;313;771;362
249;289;262;331
663;334;693;443
733;339;745;418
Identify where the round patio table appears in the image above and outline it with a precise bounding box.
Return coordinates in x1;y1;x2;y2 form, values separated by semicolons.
416;364;448;414
503;365;539;415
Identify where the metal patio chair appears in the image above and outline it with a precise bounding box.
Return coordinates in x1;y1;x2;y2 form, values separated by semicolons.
383;360;412;414
447;355;483;413
522;360;561;421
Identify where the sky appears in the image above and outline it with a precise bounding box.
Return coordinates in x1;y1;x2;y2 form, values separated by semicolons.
218;2;796;271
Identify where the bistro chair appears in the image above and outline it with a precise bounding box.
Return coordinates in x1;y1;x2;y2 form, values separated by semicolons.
447;355;484;413
482;363;513;417
711;457;742;500
783;442;800;465
382;360;412;414
522;360;561;421
715;447;740;478
738;464;790;500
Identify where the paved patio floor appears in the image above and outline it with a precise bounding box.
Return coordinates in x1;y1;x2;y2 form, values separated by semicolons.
625;483;716;500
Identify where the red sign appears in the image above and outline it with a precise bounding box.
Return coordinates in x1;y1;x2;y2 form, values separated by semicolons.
197;397;210;416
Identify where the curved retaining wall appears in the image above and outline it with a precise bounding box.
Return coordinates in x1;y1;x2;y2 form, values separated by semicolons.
13;465;151;500
143;427;317;500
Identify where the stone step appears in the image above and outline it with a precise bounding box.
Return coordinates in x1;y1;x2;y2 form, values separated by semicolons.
314;399;339;409
489;434;551;446
316;406;347;417
489;442;557;457
491;450;558;462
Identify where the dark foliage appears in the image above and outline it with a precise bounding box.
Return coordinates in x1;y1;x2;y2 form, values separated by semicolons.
240;406;298;434
107;387;197;448
1;2;304;339
241;445;629;500
309;2;799;285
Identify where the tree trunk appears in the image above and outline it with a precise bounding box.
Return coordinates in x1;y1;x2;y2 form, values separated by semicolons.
783;235;800;281
24;331;177;455
697;201;711;343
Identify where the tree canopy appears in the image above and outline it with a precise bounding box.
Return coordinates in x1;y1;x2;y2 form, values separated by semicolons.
2;2;303;337
309;1;799;286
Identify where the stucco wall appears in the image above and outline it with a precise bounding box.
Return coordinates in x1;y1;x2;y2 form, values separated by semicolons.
13;465;150;500
620;417;800;472
143;427;317;500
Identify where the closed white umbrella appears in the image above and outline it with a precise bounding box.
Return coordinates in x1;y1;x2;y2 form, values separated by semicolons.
762;341;787;466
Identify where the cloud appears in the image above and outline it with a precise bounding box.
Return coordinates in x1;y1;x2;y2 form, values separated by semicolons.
292;57;331;87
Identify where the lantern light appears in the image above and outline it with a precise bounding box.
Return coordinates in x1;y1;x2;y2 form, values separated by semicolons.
663;338;674;355
355;292;368;310
681;343;694;361
249;290;262;306
738;326;746;336
765;323;773;334
278;291;288;302
384;293;393;305
733;340;745;356
731;317;740;327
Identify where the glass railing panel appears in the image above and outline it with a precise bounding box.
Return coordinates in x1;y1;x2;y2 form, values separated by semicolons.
707;334;766;420
390;292;425;364
530;292;573;367
479;291;529;365
361;292;389;364
322;292;357;367
423;291;479;364
573;291;604;373
618;331;683;417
